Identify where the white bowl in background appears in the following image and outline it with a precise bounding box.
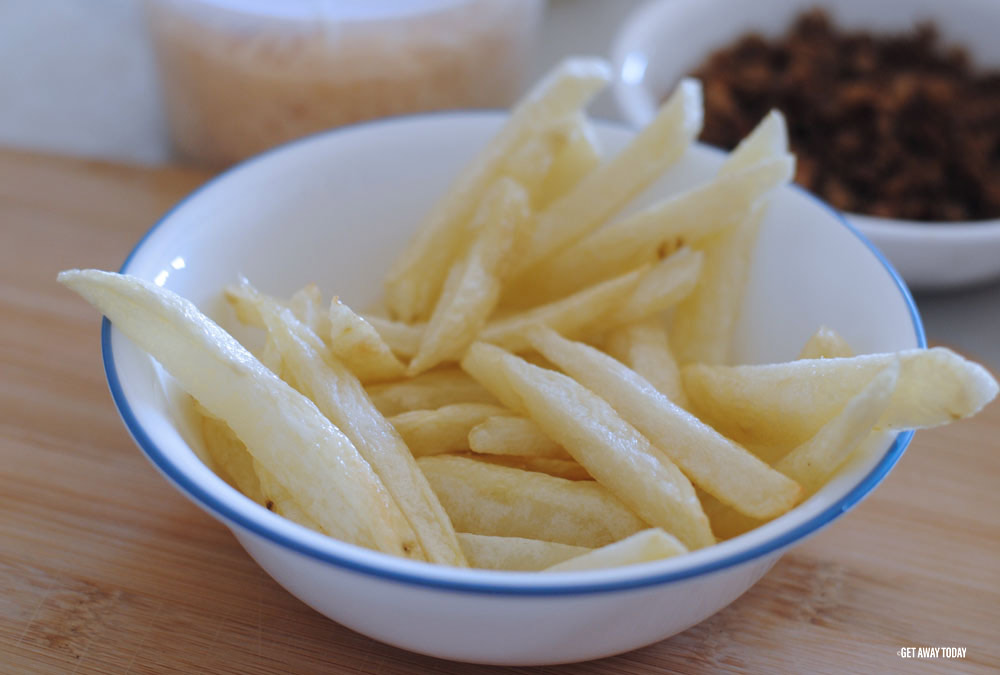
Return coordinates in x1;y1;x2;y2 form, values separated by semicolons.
104;112;923;665
611;0;1000;290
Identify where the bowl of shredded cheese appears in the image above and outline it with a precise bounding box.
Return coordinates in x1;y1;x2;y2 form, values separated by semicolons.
145;0;545;167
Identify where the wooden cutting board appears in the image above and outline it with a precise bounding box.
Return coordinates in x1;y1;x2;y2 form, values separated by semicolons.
1;148;997;674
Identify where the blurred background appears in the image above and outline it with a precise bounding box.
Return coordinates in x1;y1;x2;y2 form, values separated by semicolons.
2;0;996;366
0;0;642;165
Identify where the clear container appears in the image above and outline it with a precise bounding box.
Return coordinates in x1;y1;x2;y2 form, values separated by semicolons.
145;0;545;166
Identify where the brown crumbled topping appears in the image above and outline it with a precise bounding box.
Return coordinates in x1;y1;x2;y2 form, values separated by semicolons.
690;9;1000;221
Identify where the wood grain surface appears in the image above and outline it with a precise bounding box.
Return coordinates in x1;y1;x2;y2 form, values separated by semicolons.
2;149;997;674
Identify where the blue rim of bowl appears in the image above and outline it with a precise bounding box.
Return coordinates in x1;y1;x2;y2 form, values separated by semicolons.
101;111;926;596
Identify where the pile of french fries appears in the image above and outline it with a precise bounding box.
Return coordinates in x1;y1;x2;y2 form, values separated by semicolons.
59;58;998;572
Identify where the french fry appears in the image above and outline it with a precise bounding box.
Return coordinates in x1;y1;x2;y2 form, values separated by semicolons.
382;58;612;321
362;314;423;359
527;327;801;519
534;114;601;210
480;266;645;353
226;279;330;339
388;403;507;457
224;276;275;328
670;204;766;365
701;431;895;539
468;454;591;481
501;131;559;199
289;283;331;342
198;393;325;530
418;455;646;547
698;490;763;541
683;347;1000;448
256;335;282;373
328;298;407;383
366;368;499;417
462;340;544;411
198;407;266;505
544;529;688;572
461;342;714;549
253;459;324;531
228;280;405;382
502;113;597;207
720;110;789;175
409;177;533;374
603;247;703;326
605;319;688;408
457;533;589;571
798;325;854;359
775;362;899;495
58;269;421;559
511;111;785;309
515;78;704;272
468;415;571;459
679;113;786;377
247;289;467;566
509;156;793;304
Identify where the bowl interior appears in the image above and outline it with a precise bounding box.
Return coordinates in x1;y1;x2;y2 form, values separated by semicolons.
108;112;922;591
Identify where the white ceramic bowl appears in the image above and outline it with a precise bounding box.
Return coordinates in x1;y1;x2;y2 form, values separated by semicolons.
611;0;1000;290
104;112;923;665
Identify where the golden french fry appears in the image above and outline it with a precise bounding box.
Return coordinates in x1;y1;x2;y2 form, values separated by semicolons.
200;405;317;529
798;325;854;360
418;455;646;547
383;58;612;322
226;278;330;339
516;78;704;272
252;459;323;531
720;110;789;175
461;340;542;410
502;114;597;206
670;204;766;365
698;490;763;541
702;431;893;540
544;529;688;572
468;454;591;481
409;177;533;374
534;114;601;210
362;314;423;359
527;327;800;519
501;132;559;198
198;406;266;505
468;415;571;460
228;279;406;383
776;362;899;495
510;156;793;304
256;335;282;373
246;289;467;566
225;278;317;374
289;283;331;342
603;247;703;327
605;319;688;408
366;368;499;417
327;297;408;383
670;111;786;383
462;342;714;549
224;276;273;328
480;266;645;353
388;403;508;457
457;533;589;571
58;269;421;559
683;347;1000;448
